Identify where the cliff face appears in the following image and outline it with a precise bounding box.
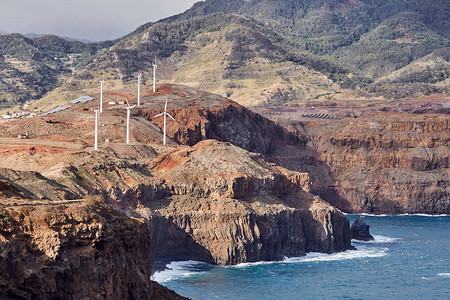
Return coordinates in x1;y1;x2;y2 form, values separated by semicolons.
0;201;185;300
287;114;450;214
141;140;351;265
0;138;352;268
139;87;448;214
138;88;304;154
146;196;350;265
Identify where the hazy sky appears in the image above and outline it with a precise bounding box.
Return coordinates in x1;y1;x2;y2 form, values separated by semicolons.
0;0;200;41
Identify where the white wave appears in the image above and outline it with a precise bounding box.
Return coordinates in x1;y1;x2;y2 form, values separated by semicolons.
233;260;279;268
234;246;388;268
397;213;450;217
353;235;401;244
348;213;450;217
356;213;389;217
437;273;450;278
284;247;388;263
152;247;390;281
151;260;208;283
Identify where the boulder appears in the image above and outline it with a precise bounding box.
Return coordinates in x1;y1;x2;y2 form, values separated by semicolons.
351;216;374;241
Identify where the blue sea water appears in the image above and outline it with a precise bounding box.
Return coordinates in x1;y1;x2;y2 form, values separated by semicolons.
153;215;450;299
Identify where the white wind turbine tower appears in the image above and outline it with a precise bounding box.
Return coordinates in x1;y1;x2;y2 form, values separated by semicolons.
137;72;142;106
94;109;99;151
153;99;175;145
152;59;157;93
125;99;136;144
99;77;104;113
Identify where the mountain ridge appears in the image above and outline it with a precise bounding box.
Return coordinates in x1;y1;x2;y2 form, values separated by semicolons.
0;0;448;110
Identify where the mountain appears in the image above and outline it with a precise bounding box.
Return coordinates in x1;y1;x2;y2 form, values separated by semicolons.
22;33;93;43
32;14;351;111
0;34;112;108
168;0;449;77
1;0;449;110
167;0;450;98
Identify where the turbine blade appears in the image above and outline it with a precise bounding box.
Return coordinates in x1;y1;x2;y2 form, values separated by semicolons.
153;112;164;118
166;113;176;121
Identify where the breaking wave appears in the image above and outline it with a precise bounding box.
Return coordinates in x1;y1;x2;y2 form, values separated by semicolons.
151;260;209;283
153;246;389;282
353;235;402;244
353;213;450;217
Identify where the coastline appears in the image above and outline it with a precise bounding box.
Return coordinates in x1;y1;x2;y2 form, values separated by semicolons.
155;215;450;299
345;213;450;217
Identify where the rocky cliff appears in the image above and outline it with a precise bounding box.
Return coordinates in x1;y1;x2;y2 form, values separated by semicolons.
141;86;448;214
140;140;351;265
0;196;185;299
0;136;352;269
300;114;449;214
271;108;449;214
2;84;447;215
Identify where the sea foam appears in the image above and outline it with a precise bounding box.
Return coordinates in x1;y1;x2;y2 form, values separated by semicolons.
232;245;388;268
353;235;402;244
351;213;450;217
151;260;209;283
152;246;389;282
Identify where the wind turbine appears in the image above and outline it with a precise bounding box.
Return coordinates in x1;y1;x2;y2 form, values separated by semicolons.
152;58;157;93
153;99;175;145
125;99;136;144
94;109;99;151
137;72;142;106
99;77;104;113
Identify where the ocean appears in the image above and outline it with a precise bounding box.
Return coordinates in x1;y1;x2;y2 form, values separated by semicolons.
153;214;450;299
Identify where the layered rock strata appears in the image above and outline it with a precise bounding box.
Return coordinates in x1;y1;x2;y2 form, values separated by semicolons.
289;114;450;214
141;140;351;265
0;201;185;299
0;138;352;267
0;84;447;215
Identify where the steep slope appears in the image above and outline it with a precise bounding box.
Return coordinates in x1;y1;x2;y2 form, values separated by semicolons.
0;34;110;107
3;0;449;111
168;0;449;79
307;113;449;214
0;200;185;299
145;139;351;265
36;14;348;109
375;47;450;86
5;84;448;215
0;85;353;267
332;11;448;77
257;94;450;214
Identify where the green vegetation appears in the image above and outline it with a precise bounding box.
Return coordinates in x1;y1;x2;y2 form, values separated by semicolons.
0;34;110;105
168;0;449;84
0;213;10;224
1;0;449;107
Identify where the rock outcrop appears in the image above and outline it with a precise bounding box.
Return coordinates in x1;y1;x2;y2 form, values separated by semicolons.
136;86;449;214
351;216;374;241
0;201;186;299
292;114;450;214
0;138;352;268
0;84;447;215
142;140;351;265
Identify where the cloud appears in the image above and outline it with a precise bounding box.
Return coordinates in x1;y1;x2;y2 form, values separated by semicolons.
0;0;199;41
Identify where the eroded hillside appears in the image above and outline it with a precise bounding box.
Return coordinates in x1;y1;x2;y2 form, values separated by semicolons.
0;85;353;269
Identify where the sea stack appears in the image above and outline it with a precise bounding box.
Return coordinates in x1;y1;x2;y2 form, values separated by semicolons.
351;216;374;241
